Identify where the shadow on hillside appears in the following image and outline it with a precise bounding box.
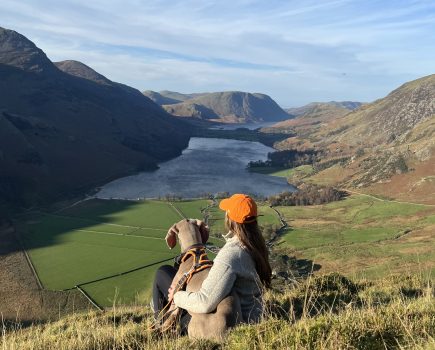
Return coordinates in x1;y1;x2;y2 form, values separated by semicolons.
0;199;168;324
5;199;149;256
271;253;322;282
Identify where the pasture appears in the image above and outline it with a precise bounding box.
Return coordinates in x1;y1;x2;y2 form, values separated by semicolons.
278;194;435;279
20;199;203;307
250;164;314;178
19;198;280;307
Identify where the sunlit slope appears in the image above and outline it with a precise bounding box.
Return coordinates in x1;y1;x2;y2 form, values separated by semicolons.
279;194;435;278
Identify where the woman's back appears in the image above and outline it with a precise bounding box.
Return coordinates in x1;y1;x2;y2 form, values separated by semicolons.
173;232;263;323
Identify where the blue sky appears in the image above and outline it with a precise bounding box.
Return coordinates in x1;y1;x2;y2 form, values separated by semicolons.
1;0;434;106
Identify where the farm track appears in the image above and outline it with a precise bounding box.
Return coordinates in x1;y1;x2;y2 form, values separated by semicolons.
344;189;435;207
168;202;187;219
75;229;164;240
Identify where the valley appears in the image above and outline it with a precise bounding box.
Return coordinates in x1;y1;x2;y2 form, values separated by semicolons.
0;22;434;349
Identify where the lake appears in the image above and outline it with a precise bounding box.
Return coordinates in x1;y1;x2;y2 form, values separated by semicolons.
94;137;293;199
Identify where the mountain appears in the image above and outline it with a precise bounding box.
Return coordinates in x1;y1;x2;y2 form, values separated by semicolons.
266;101;361;137
142;90;210;105
0;27;191;213
142;90;183;105
54;60;112;85
162;91;290;123
285;101;362;118
273;75;435;203
327;76;434;144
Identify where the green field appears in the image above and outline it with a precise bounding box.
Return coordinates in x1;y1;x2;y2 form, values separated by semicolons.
19;198;281;307
278;194;435;279
20;199;215;307
249;164;314;178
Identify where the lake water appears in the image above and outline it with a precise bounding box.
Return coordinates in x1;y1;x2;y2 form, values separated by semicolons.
94;137;293;199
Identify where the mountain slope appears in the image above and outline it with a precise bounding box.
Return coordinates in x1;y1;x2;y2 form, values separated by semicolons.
0;27;191;212
285;101;362;118
142;90;210;105
162;91;290;123
55;60;112;85
142;90;183;105
329;75;435;144
273;75;435;202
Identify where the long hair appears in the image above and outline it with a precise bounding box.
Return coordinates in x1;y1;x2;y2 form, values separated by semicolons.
225;214;272;288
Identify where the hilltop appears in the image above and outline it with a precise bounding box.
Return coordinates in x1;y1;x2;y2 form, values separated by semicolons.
161;91;290;123
268;74;435;203
0;27;191;214
274;101;362;134
142;90;209;105
285;101;362;118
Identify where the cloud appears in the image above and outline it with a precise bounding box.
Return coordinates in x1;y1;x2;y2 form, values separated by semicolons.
1;0;434;105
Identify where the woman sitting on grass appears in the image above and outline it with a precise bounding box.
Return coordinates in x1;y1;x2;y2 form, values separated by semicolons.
152;193;272;329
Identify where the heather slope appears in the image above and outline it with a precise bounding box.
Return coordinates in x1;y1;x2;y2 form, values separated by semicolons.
271;74;435;198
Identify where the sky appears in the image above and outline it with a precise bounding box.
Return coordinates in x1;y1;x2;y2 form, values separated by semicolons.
1;0;434;107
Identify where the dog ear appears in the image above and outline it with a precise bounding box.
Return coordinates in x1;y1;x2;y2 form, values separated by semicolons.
165;224;178;249
198;221;209;244
187;219;209;243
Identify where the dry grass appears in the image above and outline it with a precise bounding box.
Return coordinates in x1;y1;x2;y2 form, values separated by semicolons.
2;274;433;350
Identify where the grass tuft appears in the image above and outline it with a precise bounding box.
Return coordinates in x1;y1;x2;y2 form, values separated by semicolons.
2;273;433;349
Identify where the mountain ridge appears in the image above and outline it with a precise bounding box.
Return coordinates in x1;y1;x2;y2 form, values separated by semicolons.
142;90;210;105
285;101;362;118
161;91;290;123
271;74;434;202
0;27;191;213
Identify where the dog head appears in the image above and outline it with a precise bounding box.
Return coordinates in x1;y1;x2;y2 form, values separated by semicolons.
165;219;209;252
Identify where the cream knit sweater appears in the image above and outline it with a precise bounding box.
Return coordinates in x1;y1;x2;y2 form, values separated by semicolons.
173;232;263;323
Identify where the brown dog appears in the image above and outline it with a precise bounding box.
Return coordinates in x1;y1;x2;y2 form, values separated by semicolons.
164;219;242;340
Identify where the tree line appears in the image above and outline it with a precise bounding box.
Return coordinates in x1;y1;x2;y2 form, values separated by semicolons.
248;149;319;169
268;184;348;206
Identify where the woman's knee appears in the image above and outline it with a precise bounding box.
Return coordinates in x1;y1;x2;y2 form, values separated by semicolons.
154;264;177;287
156;265;176;278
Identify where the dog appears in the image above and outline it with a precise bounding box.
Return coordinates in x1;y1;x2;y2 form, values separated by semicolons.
164;218;242;340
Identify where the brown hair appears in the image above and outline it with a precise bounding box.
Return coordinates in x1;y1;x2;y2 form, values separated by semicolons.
225;214;272;288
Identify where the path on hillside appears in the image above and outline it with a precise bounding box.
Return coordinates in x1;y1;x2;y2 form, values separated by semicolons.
343;189;435;207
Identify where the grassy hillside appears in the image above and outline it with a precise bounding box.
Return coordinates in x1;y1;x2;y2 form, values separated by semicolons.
2;274;433;349
277;194;435;279
269;75;434;202
3;195;434;348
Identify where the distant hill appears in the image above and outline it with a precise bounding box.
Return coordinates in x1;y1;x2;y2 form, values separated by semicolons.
142;91;183;105
142;90;209;105
285;101;362;118
162;91;290;123
0;27;191;213
267;101;361;135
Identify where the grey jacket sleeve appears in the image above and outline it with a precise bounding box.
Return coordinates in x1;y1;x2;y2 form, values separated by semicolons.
173;250;238;313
